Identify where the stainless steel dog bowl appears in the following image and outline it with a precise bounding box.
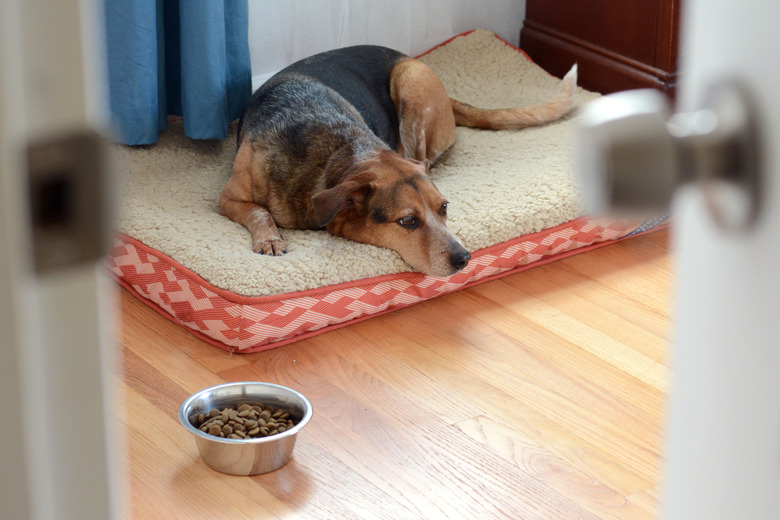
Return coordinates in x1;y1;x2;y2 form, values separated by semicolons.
179;381;313;475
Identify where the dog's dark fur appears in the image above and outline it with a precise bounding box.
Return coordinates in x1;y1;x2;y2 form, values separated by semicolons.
220;45;577;276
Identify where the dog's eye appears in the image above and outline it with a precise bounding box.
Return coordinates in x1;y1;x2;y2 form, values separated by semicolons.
398;215;419;229
440;203;448;216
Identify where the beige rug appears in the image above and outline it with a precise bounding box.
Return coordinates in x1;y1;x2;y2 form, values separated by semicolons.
114;30;600;298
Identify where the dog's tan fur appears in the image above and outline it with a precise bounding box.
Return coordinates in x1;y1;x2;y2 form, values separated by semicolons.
390;58;457;163
220;46;577;276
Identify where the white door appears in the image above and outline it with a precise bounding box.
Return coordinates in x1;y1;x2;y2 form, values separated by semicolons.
577;0;780;517
663;0;780;517
0;1;121;519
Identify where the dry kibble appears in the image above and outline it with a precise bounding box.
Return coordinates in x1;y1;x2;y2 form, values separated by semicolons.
194;402;297;440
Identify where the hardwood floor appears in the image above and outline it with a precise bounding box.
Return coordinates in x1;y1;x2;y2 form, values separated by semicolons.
114;229;672;519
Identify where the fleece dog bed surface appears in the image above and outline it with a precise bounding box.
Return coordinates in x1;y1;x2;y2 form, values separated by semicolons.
108;30;665;353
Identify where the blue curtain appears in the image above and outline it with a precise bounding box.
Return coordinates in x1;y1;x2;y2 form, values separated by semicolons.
104;0;251;145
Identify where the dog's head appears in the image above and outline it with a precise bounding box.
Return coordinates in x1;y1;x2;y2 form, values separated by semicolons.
311;150;470;276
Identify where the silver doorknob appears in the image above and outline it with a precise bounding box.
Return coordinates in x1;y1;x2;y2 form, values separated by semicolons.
576;81;763;230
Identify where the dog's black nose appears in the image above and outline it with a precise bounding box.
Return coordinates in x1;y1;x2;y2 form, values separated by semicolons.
450;249;471;271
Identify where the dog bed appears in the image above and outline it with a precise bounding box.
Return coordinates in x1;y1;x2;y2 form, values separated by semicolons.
108;30;668;353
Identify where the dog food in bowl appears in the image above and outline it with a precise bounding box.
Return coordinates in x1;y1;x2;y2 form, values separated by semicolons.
195;403;297;439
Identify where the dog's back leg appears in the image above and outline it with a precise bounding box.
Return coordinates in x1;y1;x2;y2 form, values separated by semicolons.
219;140;287;255
390;58;456;164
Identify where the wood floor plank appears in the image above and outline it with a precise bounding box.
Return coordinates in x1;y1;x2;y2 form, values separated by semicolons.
476;281;669;391
220;346;602;519
115;229;673;519
455;412;657;520
272;328;486;425
371;290;663;453
442;287;667;422
557;234;672;317
501;269;669;364
347;306;660;496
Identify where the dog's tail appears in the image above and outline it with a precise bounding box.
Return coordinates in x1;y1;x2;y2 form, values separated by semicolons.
450;64;577;130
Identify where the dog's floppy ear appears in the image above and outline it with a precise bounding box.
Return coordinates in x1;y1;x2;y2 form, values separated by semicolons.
311;171;377;227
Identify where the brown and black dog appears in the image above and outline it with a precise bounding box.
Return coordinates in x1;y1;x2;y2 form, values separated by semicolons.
220;45;577;276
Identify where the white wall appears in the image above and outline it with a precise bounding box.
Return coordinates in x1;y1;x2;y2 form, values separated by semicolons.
248;0;527;89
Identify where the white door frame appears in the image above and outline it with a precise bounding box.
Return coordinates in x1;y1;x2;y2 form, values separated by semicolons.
0;0;121;519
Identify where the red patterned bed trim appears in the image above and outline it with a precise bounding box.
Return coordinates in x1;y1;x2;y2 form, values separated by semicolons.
107;216;656;353
416;29;534;62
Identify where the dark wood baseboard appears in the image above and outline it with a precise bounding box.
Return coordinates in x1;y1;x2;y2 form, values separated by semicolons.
520;0;680;99
521;23;677;97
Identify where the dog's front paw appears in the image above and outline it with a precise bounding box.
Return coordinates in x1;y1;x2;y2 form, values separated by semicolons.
253;236;287;256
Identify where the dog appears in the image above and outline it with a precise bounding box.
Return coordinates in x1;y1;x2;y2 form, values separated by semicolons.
220;44;577;276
